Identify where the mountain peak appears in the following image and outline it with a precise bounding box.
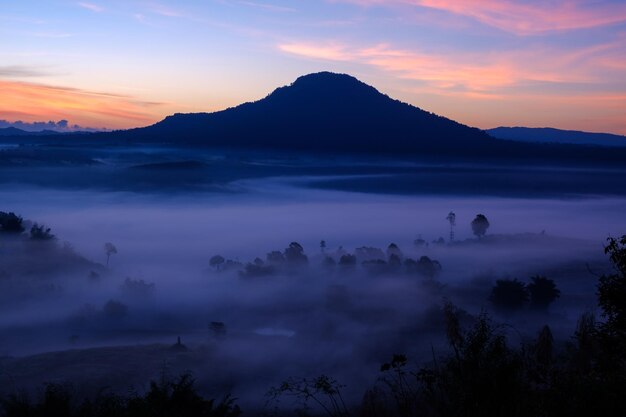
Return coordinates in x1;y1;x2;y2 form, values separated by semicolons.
292;71;363;86
265;71;384;105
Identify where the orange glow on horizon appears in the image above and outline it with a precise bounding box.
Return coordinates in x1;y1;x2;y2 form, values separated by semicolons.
0;80;168;130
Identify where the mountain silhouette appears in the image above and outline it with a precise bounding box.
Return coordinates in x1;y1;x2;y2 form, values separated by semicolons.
8;72;626;165
0;127;60;136
120;72;492;154
487;127;626;147
0;127;29;136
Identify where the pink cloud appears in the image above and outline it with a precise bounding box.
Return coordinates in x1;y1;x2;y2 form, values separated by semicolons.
357;45;520;90
278;40;621;92
77;2;104;13
335;0;626;35
279;42;354;61
237;1;296;13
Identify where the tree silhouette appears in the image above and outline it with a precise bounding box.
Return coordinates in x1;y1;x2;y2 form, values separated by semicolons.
533;325;554;369
373;309;527;417
30;223;55;241
209;255;225;271
266;250;286;264
489;279;528;312
222;259;243;271
388;253;402;268
209;321;227;337
0;211;24;233
362;259;387;275
416;256;442;278
122;277;155;296
597;234;626;376
267;375;348;417
446;211;456;242
104;242;118;267
239;262;275;278
284;242;308;265
598;235;626;336
378;354;417;416
355;246;386;262
527;275;560;310
322;256;337;269
471;214;490;238
1;373;241;417
386;243;403;260
339;254;357;267
362;239;626;417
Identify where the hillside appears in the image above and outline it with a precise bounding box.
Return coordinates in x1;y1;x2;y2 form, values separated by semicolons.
487;126;626;147
0;127;60;136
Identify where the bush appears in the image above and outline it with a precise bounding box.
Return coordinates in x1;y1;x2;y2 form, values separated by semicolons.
0;211;24;233
0;373;241;417
489;279;529;312
30;223;55;241
527;276;560;310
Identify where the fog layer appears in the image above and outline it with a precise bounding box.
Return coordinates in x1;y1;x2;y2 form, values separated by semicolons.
0;165;623;411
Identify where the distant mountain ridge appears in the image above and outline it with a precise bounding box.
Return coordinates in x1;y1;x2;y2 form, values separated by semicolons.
487;127;626;147
0;127;60;136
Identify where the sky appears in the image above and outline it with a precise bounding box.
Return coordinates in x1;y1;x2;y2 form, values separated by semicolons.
1;0;625;134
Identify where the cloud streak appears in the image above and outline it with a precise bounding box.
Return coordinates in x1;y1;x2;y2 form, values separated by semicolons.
237;1;296;12
418;0;626;35
149;2;185;17
337;0;626;35
279;42;353;61
278;39;626;94
77;2;104;13
0;65;54;78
